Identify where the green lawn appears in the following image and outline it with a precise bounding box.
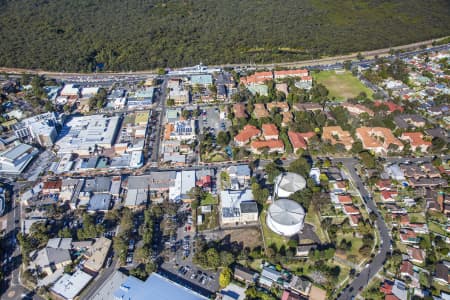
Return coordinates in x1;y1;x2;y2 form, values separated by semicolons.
313;70;373;101
305;209;329;243
336;232;364;261
408;213;426;224
428;221;448;236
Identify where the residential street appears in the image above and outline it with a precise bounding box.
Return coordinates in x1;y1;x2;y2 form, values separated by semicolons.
335;158;391;300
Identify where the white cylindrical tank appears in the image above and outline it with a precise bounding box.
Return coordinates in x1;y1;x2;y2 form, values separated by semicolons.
266;199;305;236
274;172;306;198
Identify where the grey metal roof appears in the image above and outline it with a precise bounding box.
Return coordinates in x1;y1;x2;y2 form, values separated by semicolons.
268;199;305;226
240;201;258;213
88;194;112;211
84;177;111;193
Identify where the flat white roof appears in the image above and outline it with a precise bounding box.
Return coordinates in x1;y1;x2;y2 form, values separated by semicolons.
51;270;92;300
56;115;120;154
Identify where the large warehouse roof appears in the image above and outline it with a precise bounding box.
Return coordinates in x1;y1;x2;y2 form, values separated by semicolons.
268;199;305;226
114;273;208;300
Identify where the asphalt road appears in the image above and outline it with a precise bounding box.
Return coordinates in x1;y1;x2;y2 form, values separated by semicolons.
1;181;43;300
334;158;391;300
81;256;119;300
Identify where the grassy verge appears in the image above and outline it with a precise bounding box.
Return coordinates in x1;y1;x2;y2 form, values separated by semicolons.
260;210;289;249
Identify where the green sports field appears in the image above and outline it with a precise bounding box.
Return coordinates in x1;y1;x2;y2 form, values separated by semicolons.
313;70;373;101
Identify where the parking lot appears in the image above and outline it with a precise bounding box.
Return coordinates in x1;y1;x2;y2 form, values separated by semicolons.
161;205;219;294
198;107;231;135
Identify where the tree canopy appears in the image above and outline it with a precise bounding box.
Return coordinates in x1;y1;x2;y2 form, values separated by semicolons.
0;0;449;71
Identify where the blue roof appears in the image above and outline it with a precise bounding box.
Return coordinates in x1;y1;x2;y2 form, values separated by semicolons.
114;273;208;300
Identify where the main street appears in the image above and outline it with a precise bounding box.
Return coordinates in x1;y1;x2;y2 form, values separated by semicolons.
334;158;391;300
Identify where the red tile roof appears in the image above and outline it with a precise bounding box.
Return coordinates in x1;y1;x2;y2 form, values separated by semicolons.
343;204;360;214
381;190;398;201
399;260;414;276
375;101;404;113
234;125;261;144
338;195;352;204
350;214;362;225
274;69;308;78
240;71;273;85
250;139;284;151
43;180;62;190
288;131;307;150
400;132;431;150
375;179;392;190
262;124;279;139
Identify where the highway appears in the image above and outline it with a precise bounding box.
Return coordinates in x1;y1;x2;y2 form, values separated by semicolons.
334;158;391;300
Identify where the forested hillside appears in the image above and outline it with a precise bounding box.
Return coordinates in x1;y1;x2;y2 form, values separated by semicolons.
0;0;449;72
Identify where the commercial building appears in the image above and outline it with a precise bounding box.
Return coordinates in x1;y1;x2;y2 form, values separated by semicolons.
13;112;59;146
168;120;196;141
114;273;208;300
56;115;121;156
83;237;112;273
240;71;273;85
0;143;39;174
90;270;128;300
220;189;258;225
267;199;305;236
274;173;306;198
29;247;71;275
60;84;80;97
51;270;93;300
127;87;155;107
169;170;196;202
189;74;213;86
